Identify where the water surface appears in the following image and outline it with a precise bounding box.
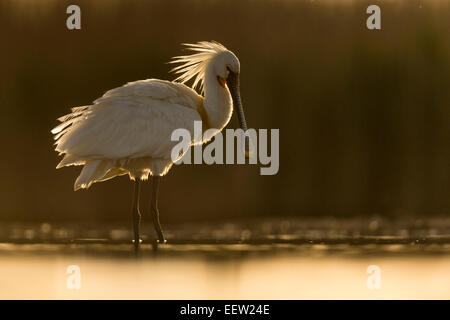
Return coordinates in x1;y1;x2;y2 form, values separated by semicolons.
1;218;450;299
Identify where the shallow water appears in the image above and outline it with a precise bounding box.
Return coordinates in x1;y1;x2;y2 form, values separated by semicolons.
1;218;450;299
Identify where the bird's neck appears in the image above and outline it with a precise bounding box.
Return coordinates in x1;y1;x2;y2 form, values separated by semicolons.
202;67;233;132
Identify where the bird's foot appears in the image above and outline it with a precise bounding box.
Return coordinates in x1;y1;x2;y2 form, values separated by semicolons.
132;238;142;250
151;238;166;251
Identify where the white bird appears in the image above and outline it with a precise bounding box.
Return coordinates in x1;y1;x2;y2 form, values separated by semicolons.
51;41;249;248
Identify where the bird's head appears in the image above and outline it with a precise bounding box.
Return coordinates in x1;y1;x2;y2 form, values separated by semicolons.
212;50;240;88
170;41;249;154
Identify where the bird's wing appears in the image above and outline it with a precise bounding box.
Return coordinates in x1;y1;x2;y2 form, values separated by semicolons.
52;79;203;161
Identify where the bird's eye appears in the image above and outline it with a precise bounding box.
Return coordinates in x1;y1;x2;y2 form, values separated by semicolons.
225;67;231;78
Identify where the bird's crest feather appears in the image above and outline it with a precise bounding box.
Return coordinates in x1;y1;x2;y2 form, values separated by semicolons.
169;41;228;94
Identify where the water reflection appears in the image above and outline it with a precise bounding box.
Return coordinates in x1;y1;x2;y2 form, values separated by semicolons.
1;218;450;299
1;242;450;299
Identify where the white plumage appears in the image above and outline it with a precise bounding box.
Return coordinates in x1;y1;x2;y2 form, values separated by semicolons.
52;41;244;191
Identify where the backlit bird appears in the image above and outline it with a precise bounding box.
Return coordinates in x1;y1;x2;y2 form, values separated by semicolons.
51;41;249;248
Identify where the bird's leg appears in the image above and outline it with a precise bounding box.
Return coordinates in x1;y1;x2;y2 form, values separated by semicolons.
151;176;166;243
131;179;141;250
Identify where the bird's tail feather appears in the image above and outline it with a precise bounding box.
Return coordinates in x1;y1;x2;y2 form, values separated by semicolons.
56;154;85;169
74;160;115;191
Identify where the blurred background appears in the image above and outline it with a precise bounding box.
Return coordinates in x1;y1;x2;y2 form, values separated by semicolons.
0;0;449;225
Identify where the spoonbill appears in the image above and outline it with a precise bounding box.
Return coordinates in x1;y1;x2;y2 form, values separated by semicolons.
51;41;249;248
